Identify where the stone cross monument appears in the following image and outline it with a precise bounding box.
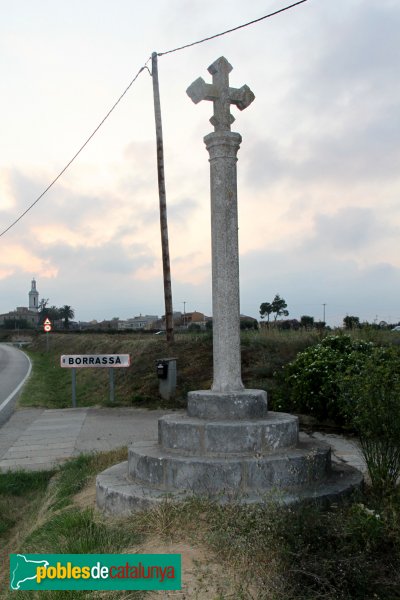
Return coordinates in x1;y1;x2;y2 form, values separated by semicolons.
187;56;254;393
96;58;363;515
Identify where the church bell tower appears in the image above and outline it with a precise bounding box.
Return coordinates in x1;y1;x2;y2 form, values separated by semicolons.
29;278;39;312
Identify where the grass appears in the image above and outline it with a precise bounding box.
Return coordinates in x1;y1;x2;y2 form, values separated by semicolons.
0;448;399;598
19;327;397;411
19;329;324;410
20;329;400;409
19;332;213;409
0;450;144;600
20;350;72;408
0;470;54;538
50;448;128;510
0;470;52;496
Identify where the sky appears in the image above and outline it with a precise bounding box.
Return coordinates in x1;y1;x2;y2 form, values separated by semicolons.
0;0;399;326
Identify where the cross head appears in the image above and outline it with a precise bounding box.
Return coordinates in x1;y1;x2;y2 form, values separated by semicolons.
186;56;255;132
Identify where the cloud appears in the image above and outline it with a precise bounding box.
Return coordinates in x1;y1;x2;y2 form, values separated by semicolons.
167;197;199;224
305;207;390;252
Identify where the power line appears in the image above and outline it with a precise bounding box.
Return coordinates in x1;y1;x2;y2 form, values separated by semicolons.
0;60;151;239
158;0;310;56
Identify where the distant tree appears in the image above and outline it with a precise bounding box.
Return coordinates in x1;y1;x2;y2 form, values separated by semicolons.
240;318;258;330
343;315;360;329
259;302;273;326
59;305;75;329
3;318;31;329
300;315;314;330
38;298;49;325
49;306;61;321
38;299;62;326
277;319;300;331
271;294;289;322
38;298;49;312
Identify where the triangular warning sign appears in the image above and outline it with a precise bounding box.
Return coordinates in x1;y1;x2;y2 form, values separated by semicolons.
44;318;51;325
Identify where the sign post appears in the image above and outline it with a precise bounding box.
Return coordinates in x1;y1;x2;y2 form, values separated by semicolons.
72;368;77;408
43;318;52;352
60;355;131;407
109;368;115;403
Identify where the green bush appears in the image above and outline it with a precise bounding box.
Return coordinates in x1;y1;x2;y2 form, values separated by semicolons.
340;347;400;495
274;335;375;422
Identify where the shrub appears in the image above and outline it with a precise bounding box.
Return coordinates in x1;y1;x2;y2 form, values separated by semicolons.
340;347;400;495
274;335;375;422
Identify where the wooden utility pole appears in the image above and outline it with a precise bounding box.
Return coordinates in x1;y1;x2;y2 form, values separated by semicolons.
151;52;174;342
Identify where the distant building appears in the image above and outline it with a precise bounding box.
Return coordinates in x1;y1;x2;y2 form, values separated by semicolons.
118;315;158;331
184;311;205;326
161;310;209;330
0;279;40;327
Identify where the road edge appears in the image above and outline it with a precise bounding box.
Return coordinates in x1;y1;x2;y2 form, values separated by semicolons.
0;348;32;427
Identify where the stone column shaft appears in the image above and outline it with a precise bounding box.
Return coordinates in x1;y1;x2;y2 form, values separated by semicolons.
204;130;244;392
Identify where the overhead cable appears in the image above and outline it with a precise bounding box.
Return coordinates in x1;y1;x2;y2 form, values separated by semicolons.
158;0;310;56
0;61;150;239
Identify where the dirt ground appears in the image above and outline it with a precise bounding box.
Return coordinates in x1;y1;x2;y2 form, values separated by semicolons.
74;481;240;599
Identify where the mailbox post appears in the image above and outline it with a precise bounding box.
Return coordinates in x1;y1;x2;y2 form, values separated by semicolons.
156;358;177;401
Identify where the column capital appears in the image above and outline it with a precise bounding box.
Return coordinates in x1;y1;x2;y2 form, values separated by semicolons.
204;131;242;160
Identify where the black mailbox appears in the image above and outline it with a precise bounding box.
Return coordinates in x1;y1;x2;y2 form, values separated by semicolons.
156;360;168;379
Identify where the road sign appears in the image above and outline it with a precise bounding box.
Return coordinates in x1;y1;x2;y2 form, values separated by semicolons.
43;318;52;333
60;354;131;368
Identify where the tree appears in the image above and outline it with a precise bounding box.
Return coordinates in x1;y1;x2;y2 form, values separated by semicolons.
259;302;273;326
343;315;360;330
39;304;60;326
38;298;49;312
59;305;75;329
271;294;289;322
300;315;314;330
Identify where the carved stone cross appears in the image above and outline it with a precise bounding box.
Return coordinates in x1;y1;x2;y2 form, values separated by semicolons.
186;56;255;393
186;56;255;131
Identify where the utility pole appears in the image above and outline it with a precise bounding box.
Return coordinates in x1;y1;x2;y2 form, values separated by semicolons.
151;51;174;342
182;301;186;327
322;303;326;323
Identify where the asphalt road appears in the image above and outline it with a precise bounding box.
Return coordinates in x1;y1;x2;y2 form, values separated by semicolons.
0;343;31;425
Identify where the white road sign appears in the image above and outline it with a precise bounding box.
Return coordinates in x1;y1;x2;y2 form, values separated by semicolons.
60;354;131;368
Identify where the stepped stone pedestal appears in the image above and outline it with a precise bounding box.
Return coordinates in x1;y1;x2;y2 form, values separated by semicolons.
96;392;362;515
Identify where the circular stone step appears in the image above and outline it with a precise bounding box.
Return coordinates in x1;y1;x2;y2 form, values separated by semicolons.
127;438;331;494
96;460;363;516
158;412;299;455
187;389;268;420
